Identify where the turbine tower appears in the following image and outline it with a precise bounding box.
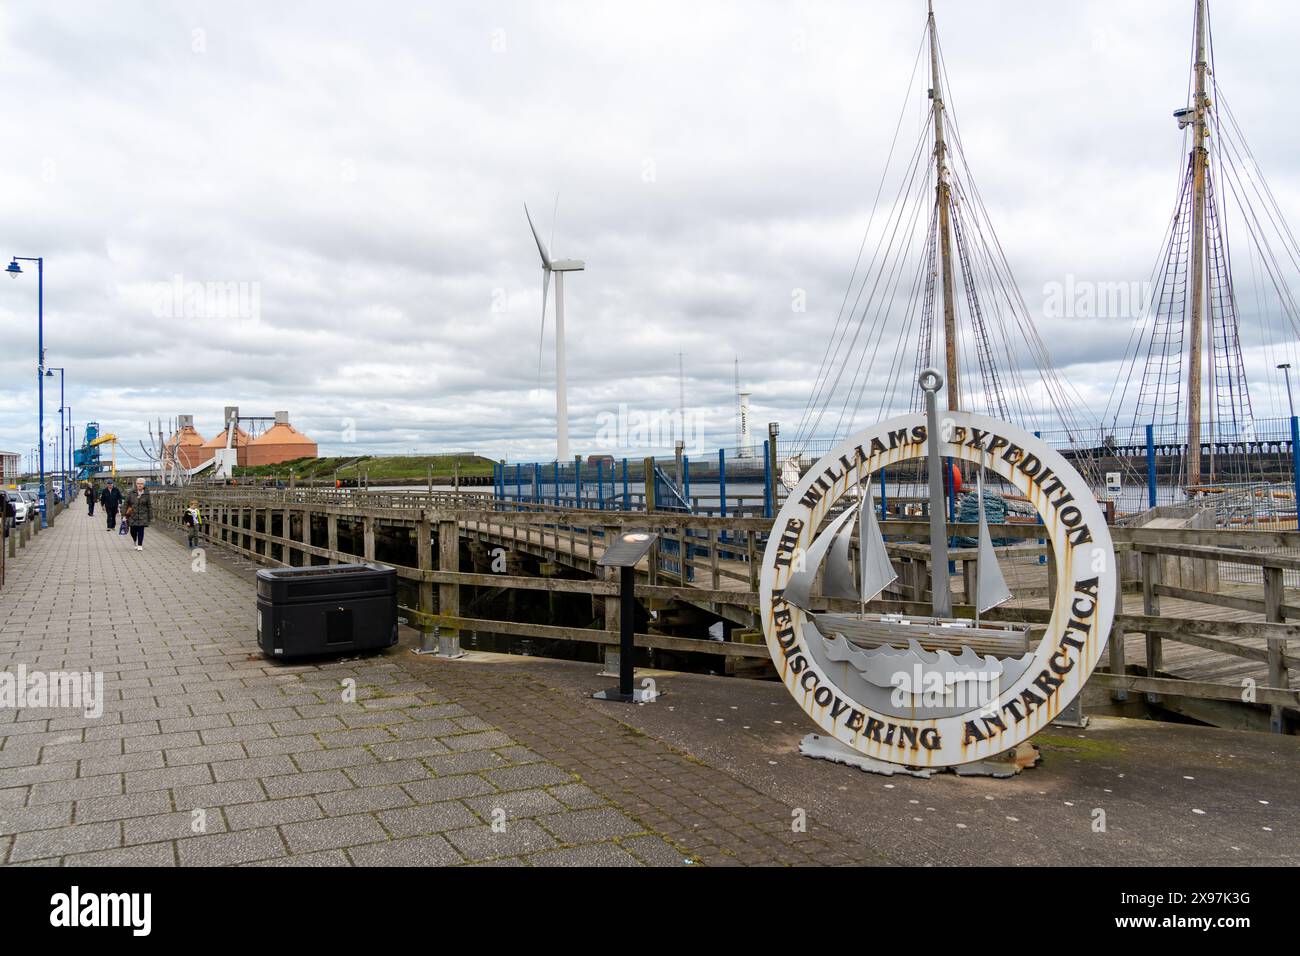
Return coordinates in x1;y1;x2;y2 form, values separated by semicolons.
525;202;585;463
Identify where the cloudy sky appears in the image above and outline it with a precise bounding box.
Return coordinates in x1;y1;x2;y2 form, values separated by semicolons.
2;0;1298;469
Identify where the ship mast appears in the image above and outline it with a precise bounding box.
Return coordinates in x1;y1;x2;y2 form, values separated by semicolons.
928;0;961;413
1185;0;1210;487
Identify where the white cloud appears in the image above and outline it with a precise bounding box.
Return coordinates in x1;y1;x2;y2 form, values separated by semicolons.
1;0;1298;467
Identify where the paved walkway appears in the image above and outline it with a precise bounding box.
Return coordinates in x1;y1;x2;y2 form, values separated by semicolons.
1;511;1296;866
0;510;883;866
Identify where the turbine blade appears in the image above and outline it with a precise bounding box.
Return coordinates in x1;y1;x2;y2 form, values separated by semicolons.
537;269;551;387
524;203;551;267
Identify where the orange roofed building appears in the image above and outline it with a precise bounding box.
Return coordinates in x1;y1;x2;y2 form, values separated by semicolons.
201;423;253;466
167;416;212;470
246;412;318;467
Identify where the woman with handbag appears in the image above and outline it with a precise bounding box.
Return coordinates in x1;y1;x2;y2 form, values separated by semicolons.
124;477;153;551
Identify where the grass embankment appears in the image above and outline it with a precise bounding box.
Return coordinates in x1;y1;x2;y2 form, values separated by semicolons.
232;454;494;481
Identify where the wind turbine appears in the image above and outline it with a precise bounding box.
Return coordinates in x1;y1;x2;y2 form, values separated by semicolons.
525;201;585;463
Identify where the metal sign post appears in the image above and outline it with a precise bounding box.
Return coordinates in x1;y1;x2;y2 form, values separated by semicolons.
593;530;659;704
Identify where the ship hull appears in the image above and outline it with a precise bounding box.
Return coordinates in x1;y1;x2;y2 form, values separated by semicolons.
808;611;1031;658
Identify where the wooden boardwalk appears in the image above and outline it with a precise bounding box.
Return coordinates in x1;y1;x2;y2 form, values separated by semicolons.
151;490;1300;733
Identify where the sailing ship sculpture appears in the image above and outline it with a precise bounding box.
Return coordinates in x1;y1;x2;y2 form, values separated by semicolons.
779;369;1035;722
760;365;1116;774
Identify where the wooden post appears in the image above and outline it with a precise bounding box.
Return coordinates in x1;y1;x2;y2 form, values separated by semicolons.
710;527;720;589
281;506;291;565
1142;550;1163;702
1263;565;1288;733
603;525;621;674
678;523;688;584
746;526;757;592
1109;561;1128;701
327;514;339;565
438;517;459;649
643;457;656;513
363;516;376;561
417;514;434;627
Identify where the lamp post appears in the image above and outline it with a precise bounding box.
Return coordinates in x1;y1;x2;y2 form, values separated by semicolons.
8;256;47;526
1279;363;1295;420
66;406;74;488
47;366;64;502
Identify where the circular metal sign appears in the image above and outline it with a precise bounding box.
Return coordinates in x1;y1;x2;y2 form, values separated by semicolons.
759;410;1115;767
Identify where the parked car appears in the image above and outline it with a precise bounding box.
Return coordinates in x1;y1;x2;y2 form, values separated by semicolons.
6;490;30;525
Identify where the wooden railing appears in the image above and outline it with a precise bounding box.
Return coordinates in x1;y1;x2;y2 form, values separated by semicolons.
154;490;1300;732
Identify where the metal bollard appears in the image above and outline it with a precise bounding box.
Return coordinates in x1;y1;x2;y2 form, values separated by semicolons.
411;625;438;655
438;627;465;659
413;624;439;655
1050;696;1089;729
412;625;465;659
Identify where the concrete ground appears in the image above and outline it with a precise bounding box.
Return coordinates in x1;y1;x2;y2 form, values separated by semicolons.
0;509;1295;866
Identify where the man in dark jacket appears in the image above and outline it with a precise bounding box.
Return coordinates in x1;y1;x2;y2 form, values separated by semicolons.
100;479;122;532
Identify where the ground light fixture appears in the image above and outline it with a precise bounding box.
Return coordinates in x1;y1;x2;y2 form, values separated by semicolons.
592;530;660;704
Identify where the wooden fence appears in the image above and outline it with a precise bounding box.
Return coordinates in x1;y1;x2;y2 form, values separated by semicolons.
155;488;1300;732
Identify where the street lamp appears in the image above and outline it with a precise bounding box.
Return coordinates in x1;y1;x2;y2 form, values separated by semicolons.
47;366;64;501
66;405;74;488
8;256;47;526
1279;363;1295;420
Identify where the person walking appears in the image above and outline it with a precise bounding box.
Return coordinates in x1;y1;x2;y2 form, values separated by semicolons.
100;478;122;532
124;477;152;551
84;482;96;517
183;499;203;550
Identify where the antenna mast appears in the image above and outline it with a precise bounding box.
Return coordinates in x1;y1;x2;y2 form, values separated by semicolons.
678;352;685;426
929;0;961;412
734;356;741;450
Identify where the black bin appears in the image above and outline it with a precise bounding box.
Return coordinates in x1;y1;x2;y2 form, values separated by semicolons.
256;563;398;659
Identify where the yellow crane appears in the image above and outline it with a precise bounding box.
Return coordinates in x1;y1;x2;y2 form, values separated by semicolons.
87;433;120;479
